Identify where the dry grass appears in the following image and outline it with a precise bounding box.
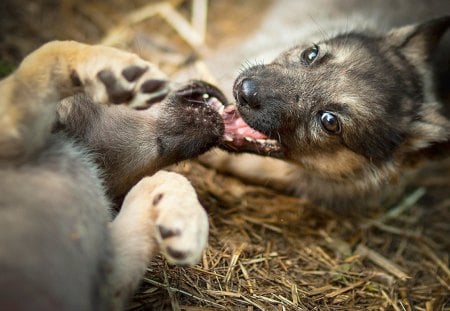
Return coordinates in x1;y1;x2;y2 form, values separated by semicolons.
130;161;450;310
1;0;449;310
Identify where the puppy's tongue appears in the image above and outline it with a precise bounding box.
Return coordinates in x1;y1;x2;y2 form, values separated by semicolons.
222;105;268;144
205;98;284;157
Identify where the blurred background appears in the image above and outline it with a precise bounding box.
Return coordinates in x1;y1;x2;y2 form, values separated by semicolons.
1;1;449;310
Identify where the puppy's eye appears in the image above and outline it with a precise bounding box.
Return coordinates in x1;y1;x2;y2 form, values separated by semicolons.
300;44;319;65
319;111;341;134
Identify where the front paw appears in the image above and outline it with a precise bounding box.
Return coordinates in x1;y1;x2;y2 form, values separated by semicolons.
154;192;209;265
121;171;209;265
141;171;209;265
74;46;171;109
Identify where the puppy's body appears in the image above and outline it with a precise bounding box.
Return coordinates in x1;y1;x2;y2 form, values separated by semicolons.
202;0;450;207
0;41;226;309
0;134;112;309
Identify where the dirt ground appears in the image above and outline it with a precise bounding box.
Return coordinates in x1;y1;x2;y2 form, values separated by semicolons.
1;1;449;310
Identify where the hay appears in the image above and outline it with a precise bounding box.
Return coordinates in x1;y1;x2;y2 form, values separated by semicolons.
130;161;449;310
1;1;449;310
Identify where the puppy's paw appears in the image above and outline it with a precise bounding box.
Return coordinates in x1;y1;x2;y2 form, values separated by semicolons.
153;191;209;266
74;46;171;109
120;171;208;266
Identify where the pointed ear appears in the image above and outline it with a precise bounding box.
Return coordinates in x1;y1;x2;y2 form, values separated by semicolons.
405;101;450;162
385;16;450;64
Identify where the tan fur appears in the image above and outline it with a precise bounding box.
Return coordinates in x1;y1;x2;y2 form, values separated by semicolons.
300;149;367;179
0;41;162;161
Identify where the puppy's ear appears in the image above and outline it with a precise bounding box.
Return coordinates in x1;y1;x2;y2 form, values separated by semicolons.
408;102;450;158
385;16;450;65
386;17;450;160
405;96;449;163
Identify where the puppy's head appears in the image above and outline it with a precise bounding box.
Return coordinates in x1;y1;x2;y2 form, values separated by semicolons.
145;80;227;164
222;16;450;189
76;80;227;198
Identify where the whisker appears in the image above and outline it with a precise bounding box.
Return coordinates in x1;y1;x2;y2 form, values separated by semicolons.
186;99;208;104
276;132;282;144
308;15;331;42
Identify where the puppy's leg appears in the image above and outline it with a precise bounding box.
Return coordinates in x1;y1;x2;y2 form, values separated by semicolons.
200;149;300;193
108;171;208;306
0;40;166;162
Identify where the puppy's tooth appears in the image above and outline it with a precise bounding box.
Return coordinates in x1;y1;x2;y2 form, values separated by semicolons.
202;93;210;99
256;139;266;144
218;105;225;114
266;139;278;144
244;137;254;142
223;134;234;142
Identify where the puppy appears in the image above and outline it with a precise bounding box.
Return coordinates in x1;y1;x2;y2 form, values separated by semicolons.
0;41;226;310
204;5;450;207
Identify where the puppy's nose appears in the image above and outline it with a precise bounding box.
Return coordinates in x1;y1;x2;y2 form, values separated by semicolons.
237;78;260;109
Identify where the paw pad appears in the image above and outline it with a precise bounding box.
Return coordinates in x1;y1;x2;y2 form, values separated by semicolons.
140;79;167;93
157;225;180;239
122;65;148;82
97;70;133;104
152;193;164;206
141;79;169;105
166;247;188;261
70;70;82;87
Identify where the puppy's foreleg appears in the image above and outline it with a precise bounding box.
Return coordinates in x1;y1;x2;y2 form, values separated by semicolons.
108;171;208;307
0;41;89;160
200;150;299;193
0;41;165;162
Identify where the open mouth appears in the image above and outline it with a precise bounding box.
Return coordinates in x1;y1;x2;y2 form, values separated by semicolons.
211;103;285;158
174;81;284;158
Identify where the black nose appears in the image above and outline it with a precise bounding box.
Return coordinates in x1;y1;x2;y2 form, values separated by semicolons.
236;78;260;109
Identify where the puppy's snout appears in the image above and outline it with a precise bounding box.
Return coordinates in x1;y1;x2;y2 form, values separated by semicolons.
236;78;260;109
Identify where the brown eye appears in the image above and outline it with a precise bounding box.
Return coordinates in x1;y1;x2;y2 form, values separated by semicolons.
300;44;319;65
320;111;341;134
